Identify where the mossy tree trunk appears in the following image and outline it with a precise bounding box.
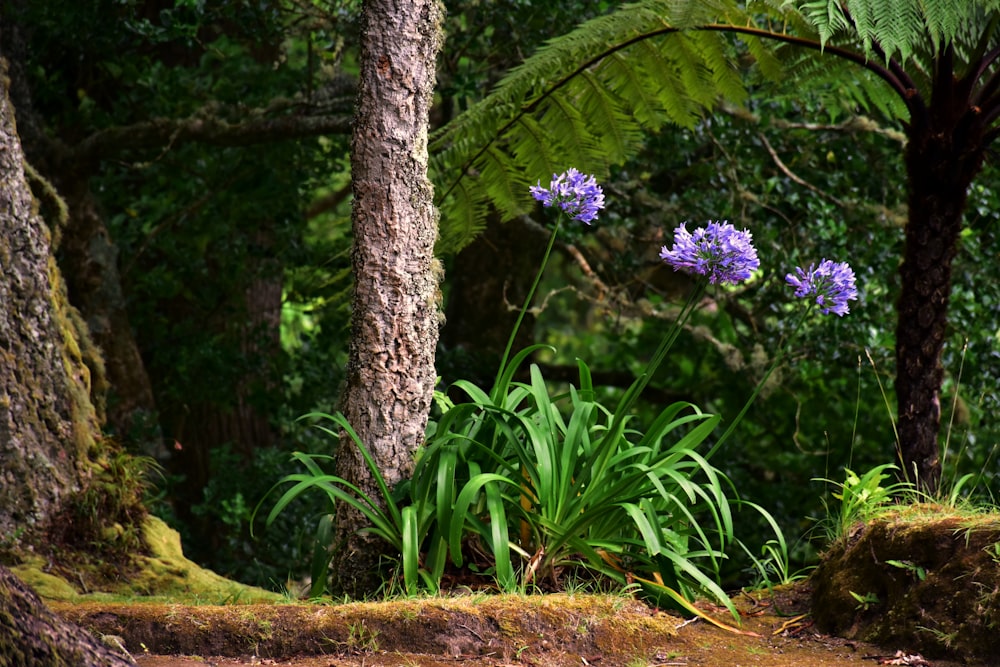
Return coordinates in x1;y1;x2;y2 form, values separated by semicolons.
0;3;353;551
0;565;133;667
331;0;444;597
0;60;103;545
0;60;133;665
55;179;161;456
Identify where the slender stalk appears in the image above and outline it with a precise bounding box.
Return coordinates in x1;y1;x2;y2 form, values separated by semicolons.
613;281;707;420
589;280;708;487
493;218;563;398
707;303;814;460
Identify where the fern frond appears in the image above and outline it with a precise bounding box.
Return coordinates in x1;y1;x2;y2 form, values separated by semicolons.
922;0;1000;53
743;33;788;81
690;31;748;104
748;0;816;37
798;0;850;47
668;33;721;109
544;91;605;166
431;0;789;252
844;0;875;55
480;146;528;219
794;0;1000;64
578;70;644;161
672;0;734;26
597;51;670;130
870;0;923;62
504;116;557;206
852;68;910;119
434;0;979;252
436;178;487;251
632;40;702;126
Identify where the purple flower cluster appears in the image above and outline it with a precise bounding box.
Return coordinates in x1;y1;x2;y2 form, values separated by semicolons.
530;168;605;225
785;259;858;316
660;221;760;285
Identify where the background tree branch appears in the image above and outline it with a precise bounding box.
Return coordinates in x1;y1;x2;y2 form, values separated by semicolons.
71;104;354;168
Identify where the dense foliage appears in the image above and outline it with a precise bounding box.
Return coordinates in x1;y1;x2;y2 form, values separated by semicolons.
8;0;1000;596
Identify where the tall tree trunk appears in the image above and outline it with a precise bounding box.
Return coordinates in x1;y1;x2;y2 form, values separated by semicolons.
1;7;162;460
331;0;444;597
0;60;103;543
896;74;987;493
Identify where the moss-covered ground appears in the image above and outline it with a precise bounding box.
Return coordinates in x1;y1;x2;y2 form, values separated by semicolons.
50;585;975;666
812;504;1000;663
11;516;282;605
12;510;997;666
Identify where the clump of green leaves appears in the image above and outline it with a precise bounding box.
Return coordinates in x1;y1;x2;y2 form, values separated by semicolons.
815;464;914;542
421;346;747;617
48;442;160;574
261;344;772;621
260;411;445;598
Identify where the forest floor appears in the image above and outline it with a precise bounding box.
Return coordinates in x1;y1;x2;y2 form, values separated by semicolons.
53;584;975;667
26;511;1000;667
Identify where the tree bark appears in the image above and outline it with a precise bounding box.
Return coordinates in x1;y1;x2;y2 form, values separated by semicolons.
895;66;987;493
331;0;444;597
0;60;102;544
0;566;134;667
1;9;162;458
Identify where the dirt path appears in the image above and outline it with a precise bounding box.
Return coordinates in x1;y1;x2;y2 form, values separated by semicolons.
54;585;978;667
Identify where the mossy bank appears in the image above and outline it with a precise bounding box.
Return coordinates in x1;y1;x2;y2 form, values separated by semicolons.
812;505;1000;662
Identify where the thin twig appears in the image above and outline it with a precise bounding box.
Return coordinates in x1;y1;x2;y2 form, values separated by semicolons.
564;243;609;301
757;132;847;208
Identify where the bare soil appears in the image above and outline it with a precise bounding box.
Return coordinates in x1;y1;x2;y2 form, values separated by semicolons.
53;584;977;667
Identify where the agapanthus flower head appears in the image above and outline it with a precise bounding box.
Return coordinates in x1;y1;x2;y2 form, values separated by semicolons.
785;259;858;316
659;221;760;285
529;168;605;225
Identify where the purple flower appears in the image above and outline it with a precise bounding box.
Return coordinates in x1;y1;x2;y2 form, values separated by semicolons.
785;259;858;316
659;221;760;285
530;168;605;225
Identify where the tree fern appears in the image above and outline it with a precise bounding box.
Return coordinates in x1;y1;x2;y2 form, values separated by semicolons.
426;0;1000;501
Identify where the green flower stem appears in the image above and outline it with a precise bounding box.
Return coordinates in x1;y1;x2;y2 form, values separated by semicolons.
592;280;709;484
493;217;563;400
613;281;707;420
706;302;815;460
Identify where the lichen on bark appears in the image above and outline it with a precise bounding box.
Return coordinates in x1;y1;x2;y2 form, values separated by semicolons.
0;60;105;549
